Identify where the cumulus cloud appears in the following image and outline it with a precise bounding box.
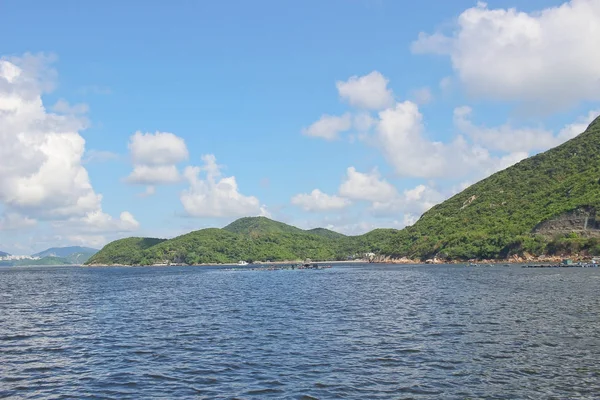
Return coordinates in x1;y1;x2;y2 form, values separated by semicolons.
180;154;267;218
339;167;398;203
370;184;444;217
128;131;188;166
125;131;189;186
52;99;89;115
291;189;350;212
0;54;138;234
302;113;352;140
336;71;394;110
336;166;444;218
126;165;181;185
557;109;600;142
374;101;527;178
454;106;600;153
0;213;36;231
412;0;600;109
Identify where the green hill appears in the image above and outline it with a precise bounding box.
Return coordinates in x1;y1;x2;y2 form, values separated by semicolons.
87;116;600;265
370;115;600;260
86;219;348;266
223;216;304;236
86;237;167;265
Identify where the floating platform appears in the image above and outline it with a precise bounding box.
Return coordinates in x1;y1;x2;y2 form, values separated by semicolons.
223;264;333;272
523;263;598;268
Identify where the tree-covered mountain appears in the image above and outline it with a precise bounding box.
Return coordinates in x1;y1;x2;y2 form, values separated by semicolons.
87;221;349;266
88;116;600;265
0;250;10;257
374;115;600;260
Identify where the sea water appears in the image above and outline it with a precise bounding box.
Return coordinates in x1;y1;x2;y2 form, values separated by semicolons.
1;264;599;399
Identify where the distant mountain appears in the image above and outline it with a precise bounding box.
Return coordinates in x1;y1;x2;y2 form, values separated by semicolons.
0;250;10;257
33;246;98;258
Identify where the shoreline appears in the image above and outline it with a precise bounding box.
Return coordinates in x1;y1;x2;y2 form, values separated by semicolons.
82;252;600;268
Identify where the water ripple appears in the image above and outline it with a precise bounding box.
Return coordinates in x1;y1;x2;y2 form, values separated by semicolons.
1;264;599;399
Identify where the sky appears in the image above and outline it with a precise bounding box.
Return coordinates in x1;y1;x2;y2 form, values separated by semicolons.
1;0;600;254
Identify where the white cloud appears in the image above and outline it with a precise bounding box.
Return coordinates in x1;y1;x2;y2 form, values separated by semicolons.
52;99;89;115
126;131;188;186
336;71;394;110
557;109;600;142
453;106;555;153
353;113;377;132
0;213;36;230
66;234;109;249
180;154;267;218
126;165;181;185
302;113;352;140
412;0;600;109
410;87;433;105
322;218;407;236
128;131;188;166
454;106;600;153
291;189;350;212
370;184;444;217
339;167;398;202
57;210;140;234
374;101;526;178
0;54;137;235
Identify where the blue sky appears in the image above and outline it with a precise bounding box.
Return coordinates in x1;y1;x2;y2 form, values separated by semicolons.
1;0;599;254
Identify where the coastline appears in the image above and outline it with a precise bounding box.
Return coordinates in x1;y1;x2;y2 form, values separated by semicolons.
83;254;594;268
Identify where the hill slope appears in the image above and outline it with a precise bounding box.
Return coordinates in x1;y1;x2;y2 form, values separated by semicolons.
375;115;600;259
86;238;167;265
0;250;9;257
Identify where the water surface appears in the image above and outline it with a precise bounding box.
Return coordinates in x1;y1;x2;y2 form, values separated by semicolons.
1;264;599;399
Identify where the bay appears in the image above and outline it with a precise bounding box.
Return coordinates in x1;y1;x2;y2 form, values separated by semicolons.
1;264;599;399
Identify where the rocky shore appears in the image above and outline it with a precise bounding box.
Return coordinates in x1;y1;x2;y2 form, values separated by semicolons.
370;253;596;265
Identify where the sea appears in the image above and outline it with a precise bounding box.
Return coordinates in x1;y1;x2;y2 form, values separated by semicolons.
1;263;599;399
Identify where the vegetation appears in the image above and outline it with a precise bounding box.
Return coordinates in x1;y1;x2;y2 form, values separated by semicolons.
382;115;600;260
87;220;351;266
86;237;167;265
87;116;600;265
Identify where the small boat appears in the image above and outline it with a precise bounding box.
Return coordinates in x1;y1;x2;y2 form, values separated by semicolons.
238;260;248;266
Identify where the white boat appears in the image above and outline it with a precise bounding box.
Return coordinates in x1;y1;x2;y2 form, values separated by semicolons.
238;260;248;266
